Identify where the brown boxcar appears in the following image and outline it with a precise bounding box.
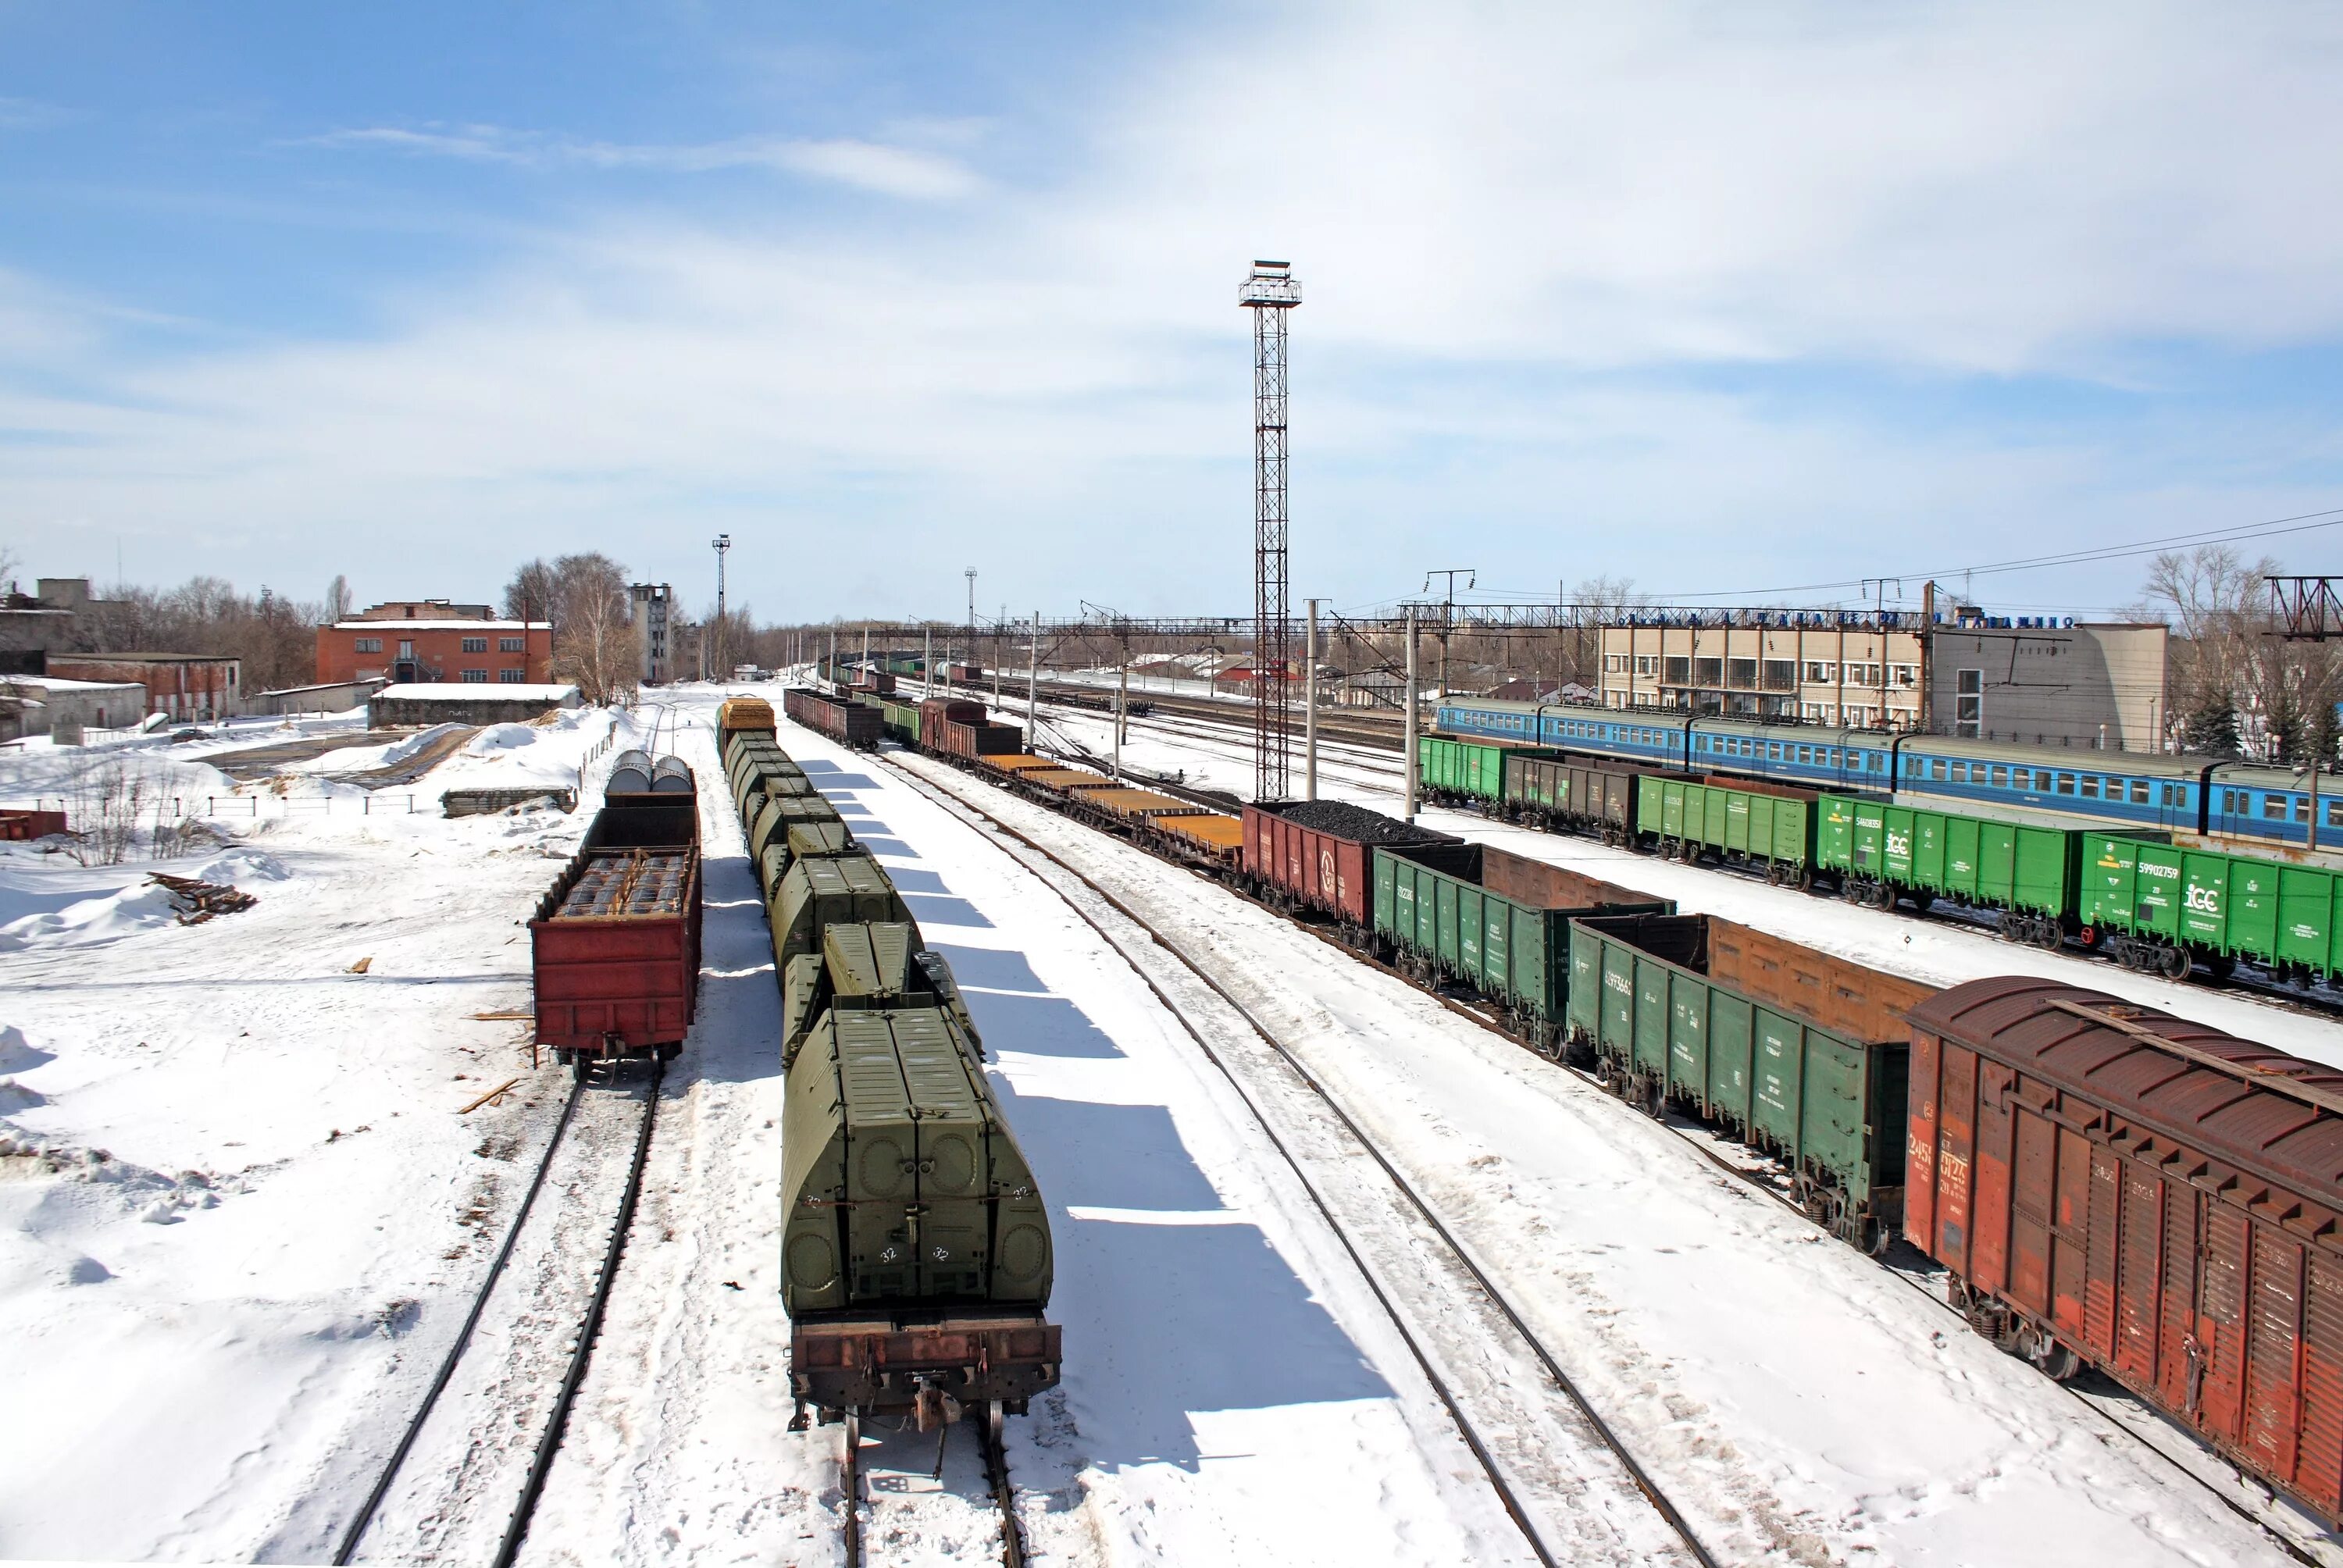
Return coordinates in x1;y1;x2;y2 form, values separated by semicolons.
531;790;704;1078
1242;800;1468;928
918;697;987;752
784;687;883;750
1501;752;1650;843
1906;976;2343;1523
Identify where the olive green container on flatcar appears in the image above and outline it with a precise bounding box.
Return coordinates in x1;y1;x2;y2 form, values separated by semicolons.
1637;777;1816;882
770;851;914;968
1564;913;1907;1251
780;1003;1053;1313
1371;845;1666;1048
2079;832;2343;984
747;792;844;877
1814;794;2119;942
758;820;859;901
733;753;809;824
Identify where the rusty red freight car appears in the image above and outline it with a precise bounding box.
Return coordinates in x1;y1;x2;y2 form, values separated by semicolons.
1243;800;1468;929
784;687;882;750
1906;976;2343;1523
530;783;703;1079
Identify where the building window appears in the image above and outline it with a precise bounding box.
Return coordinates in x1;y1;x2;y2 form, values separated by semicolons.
499;668;526;683
1956;668;1983;739
1892;663;1917;687
398;640;415;659
500;636;525;653
461;636;488;653
1634;655;1657;676
1664;655;1690;684
1693;657;1723;687
461;668;487;682
1726;657;1757;689
354;636;382;654
1761;658;1796;692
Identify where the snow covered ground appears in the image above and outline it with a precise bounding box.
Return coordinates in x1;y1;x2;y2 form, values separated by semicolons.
890;743;2320;1567
0;707;651;1560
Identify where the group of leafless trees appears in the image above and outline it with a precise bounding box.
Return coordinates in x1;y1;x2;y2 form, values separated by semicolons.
70;578;325;693
2132;546;2339;764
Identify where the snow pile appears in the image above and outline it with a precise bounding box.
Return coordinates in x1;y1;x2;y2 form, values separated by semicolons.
0;876;182;950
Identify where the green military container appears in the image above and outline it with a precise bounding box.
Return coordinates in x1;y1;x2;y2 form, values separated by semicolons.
1815;793;2099;945
1564;912;1909;1252
781;921;987;1068
2078;832;2343;984
733;754;809;825
770;852;914;968
780;1003;1051;1313
1417;735;1558;807
759;819;860;901
748;793;846;881
1371;843;1664;1049
1637;777;1816;884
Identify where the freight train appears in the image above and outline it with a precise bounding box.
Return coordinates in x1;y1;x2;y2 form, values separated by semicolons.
1433;693;2333;853
716;697;1061;1446
858;685;2343;1526
1418;730;2343;991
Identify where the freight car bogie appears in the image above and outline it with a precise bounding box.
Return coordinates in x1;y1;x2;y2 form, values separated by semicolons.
1945;1281;2084;1381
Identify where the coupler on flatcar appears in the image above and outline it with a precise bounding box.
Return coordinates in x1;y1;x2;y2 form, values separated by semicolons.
787;1309;1061;1432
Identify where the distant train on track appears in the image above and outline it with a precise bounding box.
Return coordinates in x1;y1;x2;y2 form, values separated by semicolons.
812;675;2343;1527
1434;693;2334;853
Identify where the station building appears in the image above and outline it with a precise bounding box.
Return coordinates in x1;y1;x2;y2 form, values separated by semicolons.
316;601;552;687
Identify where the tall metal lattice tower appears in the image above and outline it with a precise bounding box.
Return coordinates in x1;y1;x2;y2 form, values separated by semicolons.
1242;259;1301;800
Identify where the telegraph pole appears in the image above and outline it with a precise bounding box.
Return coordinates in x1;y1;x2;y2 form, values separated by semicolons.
710;533;731;679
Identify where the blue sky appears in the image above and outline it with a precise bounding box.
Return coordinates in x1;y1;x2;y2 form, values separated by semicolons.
5;2;2343;625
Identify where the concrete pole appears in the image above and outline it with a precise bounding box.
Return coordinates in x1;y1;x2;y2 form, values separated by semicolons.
829;629;836;686
861;626;869;679
1403;606;1419;820
1027;611;1040;734
924;628;933;697
1305;597;1320;801
1114;656;1126;782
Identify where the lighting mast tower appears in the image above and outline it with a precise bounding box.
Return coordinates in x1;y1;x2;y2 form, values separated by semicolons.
1241;259;1301;801
711;533;731;679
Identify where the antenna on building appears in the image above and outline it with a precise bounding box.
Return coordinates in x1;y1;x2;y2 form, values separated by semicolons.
1241;258;1301;802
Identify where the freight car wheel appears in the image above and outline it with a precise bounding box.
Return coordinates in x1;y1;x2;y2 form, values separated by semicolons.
2031;922;2065;952
2160;945;2193;981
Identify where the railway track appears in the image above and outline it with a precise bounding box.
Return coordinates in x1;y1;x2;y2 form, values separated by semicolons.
882;750;1720;1568
333;1058;663;1566
840;1401;1029;1568
893;745;2343;1567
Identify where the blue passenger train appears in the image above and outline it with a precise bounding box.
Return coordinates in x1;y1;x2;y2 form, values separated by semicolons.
1433;697;2333;853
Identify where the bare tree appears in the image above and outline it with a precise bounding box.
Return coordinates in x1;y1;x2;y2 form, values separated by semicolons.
326;575;352;623
2135;545;2304;759
74;575;323;691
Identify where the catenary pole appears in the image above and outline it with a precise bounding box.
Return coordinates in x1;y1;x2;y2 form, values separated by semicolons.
1403;605;1419;820
1028;612;1040;733
1305;597;1320;801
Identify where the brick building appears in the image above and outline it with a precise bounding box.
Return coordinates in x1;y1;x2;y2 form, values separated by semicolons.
316;614;552;687
45;653;242;722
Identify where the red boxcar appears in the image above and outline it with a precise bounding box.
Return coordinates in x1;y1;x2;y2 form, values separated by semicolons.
1906;976;2343;1523
1240;800;1470;929
785;687;882;750
531;792;703;1078
918;697;986;752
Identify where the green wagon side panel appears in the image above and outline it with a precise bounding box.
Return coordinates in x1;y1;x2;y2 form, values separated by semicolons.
1374;853;1398;936
1567;927;1603;1042
1633;957;1670;1081
1750;1007;1806;1154
1817;796;1856;871
1635;780;1664;838
1600;943;1635;1058
1942;814;1983;900
1707;994;1755;1133
2011;825;2077;916
1799;1038;1872;1206
1667;971;1711;1110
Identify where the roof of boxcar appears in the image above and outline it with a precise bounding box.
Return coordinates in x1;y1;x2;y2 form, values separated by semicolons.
1909;976;2343;1196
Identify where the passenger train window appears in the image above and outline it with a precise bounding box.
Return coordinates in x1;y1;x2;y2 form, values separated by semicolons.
2056;773;2074;794
1992;765;2008;787
2220;789;2236;814
1931;759;1947;780
1953;762;1970;782
2129;780;2149;804
2295;796;2312;824
2267;795;2291;820
2329;800;2343;828
2080;776;2099;799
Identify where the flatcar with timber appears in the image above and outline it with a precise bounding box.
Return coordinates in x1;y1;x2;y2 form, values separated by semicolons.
1906;977;2343;1523
530;755;704;1078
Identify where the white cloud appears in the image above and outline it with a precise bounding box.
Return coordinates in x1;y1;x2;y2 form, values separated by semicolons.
308;123;981;200
10;2;2343;614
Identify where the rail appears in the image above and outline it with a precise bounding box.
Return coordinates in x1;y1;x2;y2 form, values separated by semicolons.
892;745;2341;1568
879;751;1719;1568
